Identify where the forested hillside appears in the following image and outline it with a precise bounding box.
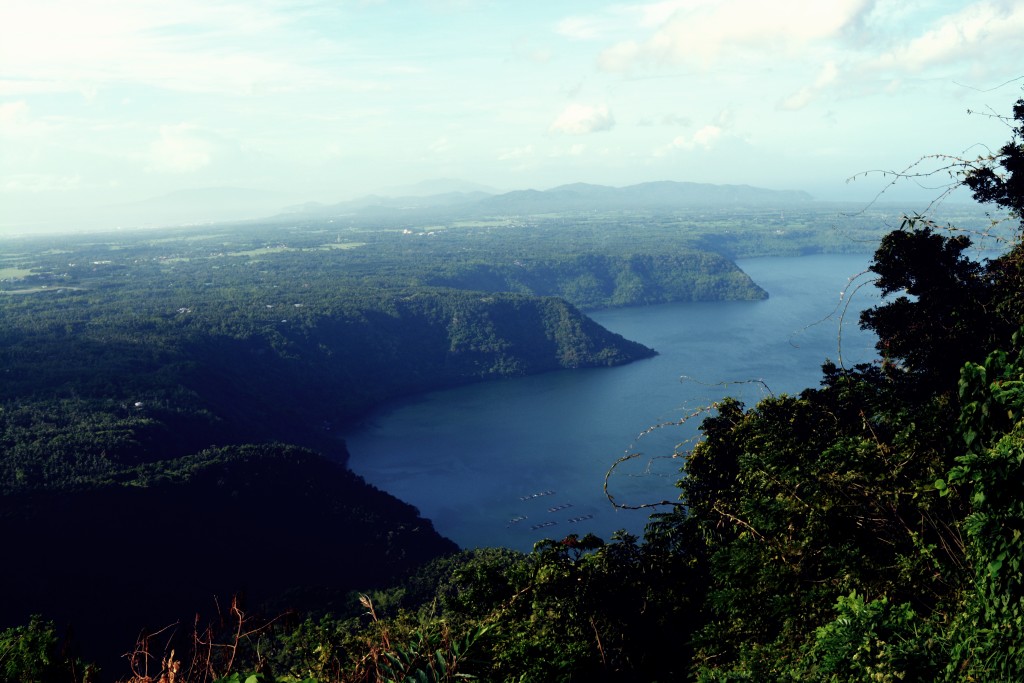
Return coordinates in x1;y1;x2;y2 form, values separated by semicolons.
0;183;770;678
0;287;652;492
0;229;661;671
3;99;1022;682
0;204;778;496
420;251;764;309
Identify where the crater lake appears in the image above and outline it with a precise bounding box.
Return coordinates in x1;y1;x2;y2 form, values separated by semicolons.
344;254;887;551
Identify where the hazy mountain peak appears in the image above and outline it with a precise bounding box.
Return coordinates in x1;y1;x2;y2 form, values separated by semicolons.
372;178;500;197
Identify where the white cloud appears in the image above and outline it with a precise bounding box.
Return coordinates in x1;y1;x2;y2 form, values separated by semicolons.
767;2;1024;111
0;79;75;97
147;124;213;173
556;16;615;41
780;61;840;110
597;41;642;73
548;143;587;157
0;0;378;96
549;103;615;135
868;2;1024;74
0;100;65;139
530;48;553;64
498;144;535;161
693;124;721;146
635;1;699;28
557;17;602;41
592;0;1024;110
598;0;872;72
654;124;722;156
558;2;697;42
0;101;31;131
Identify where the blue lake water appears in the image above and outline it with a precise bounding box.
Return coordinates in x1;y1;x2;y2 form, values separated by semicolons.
344;254;884;551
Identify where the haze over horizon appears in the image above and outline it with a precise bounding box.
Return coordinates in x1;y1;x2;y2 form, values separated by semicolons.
2;1;1023;233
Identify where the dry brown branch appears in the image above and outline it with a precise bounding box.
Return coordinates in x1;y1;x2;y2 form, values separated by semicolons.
603;451;686;511
120;622;180;683
603;401;721;511
678;376;774;400
846;153;978;215
590;616;607;669
119;597;287;683
709;503;766;544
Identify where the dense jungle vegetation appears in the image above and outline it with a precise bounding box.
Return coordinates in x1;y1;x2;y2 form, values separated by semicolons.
0;175;804;676
2;98;1022;681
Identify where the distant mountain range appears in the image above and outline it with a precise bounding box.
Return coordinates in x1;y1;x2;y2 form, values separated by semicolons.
372;177;501;197
45;180;812;233
283;180;813;221
479;181;812;212
283;190;495;215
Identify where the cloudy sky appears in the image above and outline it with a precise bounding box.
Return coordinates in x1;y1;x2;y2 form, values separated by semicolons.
2;0;1023;230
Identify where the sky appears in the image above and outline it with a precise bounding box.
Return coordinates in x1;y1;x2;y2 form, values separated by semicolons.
2;0;1024;231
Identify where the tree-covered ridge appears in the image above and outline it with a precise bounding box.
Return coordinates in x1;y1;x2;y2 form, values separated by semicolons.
0;286;652;495
0;196;781;498
0;187;675;675
0;212;772;308
421;251;766;309
0;200;776;498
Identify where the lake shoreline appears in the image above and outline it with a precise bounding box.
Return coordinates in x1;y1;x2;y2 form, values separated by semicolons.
344;254;883;551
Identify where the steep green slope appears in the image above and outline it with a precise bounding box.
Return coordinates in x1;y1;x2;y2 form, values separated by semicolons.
0;253;653;674
0;288;652;494
421;251;767;309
